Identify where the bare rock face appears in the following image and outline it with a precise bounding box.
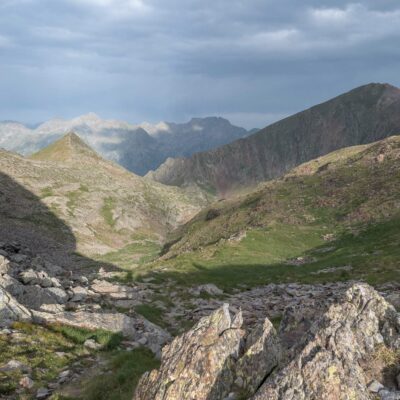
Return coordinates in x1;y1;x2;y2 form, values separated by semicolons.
133;303;244;400
252;283;400;400
134;284;400;400
235;318;281;395
0;287;32;327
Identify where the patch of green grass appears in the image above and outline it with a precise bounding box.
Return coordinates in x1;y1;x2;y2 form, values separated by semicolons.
134;304;167;328
101;197;116;228
82;348;160;400
138;216;400;291
270;315;283;330
49;324;123;351
98;240;162;270
0;322;87;395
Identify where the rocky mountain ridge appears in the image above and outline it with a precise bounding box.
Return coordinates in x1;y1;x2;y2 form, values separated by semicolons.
148;83;400;196
0;115;251;176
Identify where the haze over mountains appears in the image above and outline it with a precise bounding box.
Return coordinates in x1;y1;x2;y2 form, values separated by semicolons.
148;83;400;196
0;115;252;176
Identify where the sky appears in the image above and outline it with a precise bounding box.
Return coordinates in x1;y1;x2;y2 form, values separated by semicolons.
0;0;399;129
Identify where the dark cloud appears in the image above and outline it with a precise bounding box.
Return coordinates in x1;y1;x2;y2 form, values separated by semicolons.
0;0;399;128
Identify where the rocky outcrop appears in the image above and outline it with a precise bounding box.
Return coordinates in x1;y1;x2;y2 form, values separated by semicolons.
0;241;170;355
0;287;31;327
134;284;400;400
133;303;244;400
149;83;400;195
252;283;400;400
32;309;170;355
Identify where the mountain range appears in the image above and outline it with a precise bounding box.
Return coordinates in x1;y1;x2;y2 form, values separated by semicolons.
0;115;253;176
147;83;400;196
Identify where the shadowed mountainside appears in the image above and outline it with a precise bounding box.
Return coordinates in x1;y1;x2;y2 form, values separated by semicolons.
0;170;114;271
148;83;400;196
1;133;207;261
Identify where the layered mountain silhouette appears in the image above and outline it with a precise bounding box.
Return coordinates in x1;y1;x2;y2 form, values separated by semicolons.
0;115;252;176
147;83;400;196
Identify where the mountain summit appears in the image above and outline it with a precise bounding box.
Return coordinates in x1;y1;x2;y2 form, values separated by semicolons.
31;132;100;163
148;83;400;195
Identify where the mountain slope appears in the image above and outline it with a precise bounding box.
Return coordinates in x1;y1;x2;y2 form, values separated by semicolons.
147;83;400;196
0;133;207;262
140;135;400;289
0;115;251;175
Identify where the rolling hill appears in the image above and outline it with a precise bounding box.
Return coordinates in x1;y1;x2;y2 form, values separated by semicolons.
147;83;400;196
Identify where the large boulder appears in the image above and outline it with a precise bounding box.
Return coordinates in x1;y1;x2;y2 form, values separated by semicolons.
0;287;32;327
251;284;400;400
133;303;244;400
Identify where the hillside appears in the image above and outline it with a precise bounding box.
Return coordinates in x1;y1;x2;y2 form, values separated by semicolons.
140;135;400;289
0;115;251;175
0;133;207;265
147;83;400;196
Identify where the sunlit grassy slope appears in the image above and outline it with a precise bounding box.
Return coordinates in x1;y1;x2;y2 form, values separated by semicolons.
134;136;400;290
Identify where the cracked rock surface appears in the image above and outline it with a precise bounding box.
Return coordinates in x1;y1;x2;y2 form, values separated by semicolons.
134;283;400;400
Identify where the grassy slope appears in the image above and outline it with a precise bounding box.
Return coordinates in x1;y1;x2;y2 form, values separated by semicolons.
0;133;207;263
135;136;400;290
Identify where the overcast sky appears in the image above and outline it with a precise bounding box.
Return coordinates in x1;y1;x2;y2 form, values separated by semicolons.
0;0;399;128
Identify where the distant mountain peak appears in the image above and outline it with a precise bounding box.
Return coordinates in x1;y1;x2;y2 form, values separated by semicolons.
31;131;100;162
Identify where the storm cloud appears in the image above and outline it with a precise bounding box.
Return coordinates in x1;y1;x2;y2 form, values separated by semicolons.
0;0;399;128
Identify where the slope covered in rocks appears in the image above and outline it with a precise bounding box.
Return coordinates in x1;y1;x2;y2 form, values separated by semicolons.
148;83;400;196
0;132;207;265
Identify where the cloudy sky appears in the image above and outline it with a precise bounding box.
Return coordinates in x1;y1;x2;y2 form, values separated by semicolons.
0;0;399;128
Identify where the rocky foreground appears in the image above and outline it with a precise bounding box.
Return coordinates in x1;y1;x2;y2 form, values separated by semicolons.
1;240;400;399
134;284;400;400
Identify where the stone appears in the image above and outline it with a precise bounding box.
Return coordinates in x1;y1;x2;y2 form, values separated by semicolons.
190;283;224;297
0;287;32;327
11;254;27;263
84;339;102;350
15;285;67;310
91;279;135;299
138;337;148;345
19;376;34;389
368;380;385;393
36;387;50;399
386;293;400;310
19;269;39;285
133;304;244;400
0;359;31;373
0;255;10;275
70;286;87;302
46;287;68;304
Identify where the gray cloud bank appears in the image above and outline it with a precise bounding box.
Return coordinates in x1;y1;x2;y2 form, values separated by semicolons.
0;0;399;128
